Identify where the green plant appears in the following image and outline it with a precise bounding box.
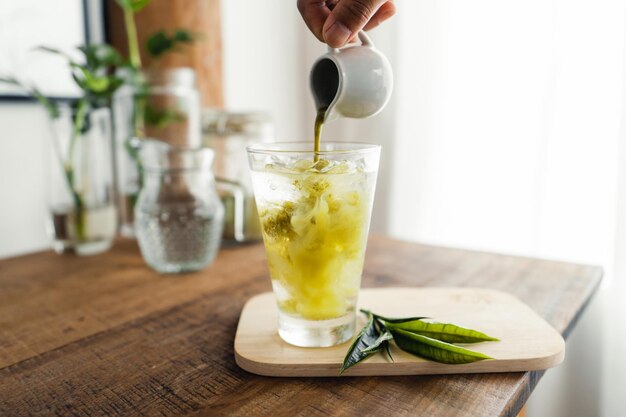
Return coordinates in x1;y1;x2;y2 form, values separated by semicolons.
1;0;200;239
114;0;200;228
115;0;198;135
1;44;125;241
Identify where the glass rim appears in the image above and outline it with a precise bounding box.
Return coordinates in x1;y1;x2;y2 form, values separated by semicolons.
246;141;381;155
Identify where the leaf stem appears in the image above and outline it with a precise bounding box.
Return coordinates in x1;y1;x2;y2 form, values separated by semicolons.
123;8;142;69
68;100;87;164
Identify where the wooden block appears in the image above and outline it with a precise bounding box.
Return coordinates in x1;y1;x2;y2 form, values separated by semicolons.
106;0;223;108
235;287;565;377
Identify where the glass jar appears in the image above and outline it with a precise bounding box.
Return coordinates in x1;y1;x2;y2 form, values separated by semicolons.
202;110;274;243
134;139;224;273
113;67;201;237
47;105;117;255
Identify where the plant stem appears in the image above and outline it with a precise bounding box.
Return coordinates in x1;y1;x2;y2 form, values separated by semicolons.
124;8;142;70
68;100;87;164
64;100;88;241
122;5;145;215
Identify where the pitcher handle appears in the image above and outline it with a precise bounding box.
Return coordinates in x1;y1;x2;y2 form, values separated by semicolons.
328;30;373;53
215;177;246;242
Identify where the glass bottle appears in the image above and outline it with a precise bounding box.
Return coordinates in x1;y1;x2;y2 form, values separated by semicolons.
134;139;224;273
113;67;201;237
202;110;274;243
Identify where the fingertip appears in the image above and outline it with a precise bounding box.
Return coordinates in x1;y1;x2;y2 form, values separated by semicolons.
363;2;396;31
381;1;396;17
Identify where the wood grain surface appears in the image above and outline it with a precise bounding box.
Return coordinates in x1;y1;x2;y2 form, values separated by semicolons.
0;236;601;417
235;288;565;377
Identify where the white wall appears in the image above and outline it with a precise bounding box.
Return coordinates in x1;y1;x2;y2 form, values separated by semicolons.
390;0;623;271
221;0;308;141
0;104;50;257
388;1;625;416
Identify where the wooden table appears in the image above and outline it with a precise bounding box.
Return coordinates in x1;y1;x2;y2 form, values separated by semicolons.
0;236;601;417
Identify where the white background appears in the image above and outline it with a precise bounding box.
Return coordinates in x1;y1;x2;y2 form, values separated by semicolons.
0;0;85;97
1;1;626;415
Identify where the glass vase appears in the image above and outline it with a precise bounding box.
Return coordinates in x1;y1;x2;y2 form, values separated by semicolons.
47;105;117;255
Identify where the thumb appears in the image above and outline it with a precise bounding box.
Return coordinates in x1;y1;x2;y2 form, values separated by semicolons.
322;0;387;48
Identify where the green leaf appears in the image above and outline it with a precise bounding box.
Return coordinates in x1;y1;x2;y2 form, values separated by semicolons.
0;76;59;118
361;330;393;354
31;88;60;119
106;77;125;94
363;310;428;324
78;44;124;68
36;46;80;69
385;320;499;343
145;31;172;57
144;104;185;129
340;312;391;374
69;62;124;100
85;76;110;93
36;46;71;59
173;29;196;42
73;66;106;92
115;0;152;12
36;44;126;104
390;328;493;364
146;29;197;58
0;76;21;88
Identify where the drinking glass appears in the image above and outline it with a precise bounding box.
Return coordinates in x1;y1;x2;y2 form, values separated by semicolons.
247;142;380;347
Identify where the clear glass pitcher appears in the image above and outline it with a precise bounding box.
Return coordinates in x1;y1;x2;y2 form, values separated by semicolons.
134;139;224;274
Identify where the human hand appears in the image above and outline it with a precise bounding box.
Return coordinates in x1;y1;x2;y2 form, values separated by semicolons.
297;0;396;48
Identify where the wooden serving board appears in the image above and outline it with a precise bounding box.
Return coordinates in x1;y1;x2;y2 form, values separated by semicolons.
234;287;565;377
